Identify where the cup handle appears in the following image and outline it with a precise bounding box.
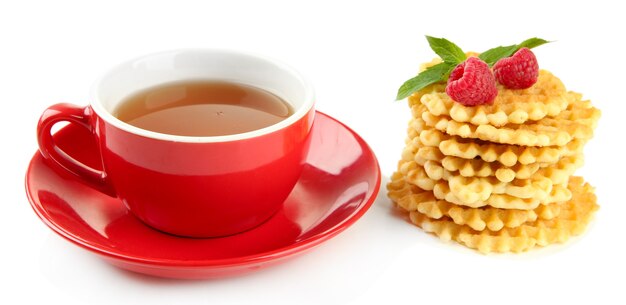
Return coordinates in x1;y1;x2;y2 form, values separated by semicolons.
37;103;115;196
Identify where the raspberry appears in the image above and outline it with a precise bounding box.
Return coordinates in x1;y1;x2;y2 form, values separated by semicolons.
446;57;498;106
493;47;539;89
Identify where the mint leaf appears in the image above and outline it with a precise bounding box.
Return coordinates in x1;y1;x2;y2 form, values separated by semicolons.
396;62;454;100
518;37;550;49
479;37;550;67
395;36;464;101
426;36;466;64
479;45;518;66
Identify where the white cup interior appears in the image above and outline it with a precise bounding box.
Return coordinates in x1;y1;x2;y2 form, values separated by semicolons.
90;49;315;143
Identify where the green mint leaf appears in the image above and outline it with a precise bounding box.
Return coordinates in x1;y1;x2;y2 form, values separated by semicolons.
426;36;466;64
396;62;454;100
518;37;550;49
478;45;518;66
479;37;550;67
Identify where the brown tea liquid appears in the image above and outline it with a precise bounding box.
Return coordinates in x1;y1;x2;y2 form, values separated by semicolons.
114;81;293;137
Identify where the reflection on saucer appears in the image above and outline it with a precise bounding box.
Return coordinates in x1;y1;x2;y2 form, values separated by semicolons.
306;119;363;175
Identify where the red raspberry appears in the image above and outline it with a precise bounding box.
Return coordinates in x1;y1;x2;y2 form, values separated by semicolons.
446;57;498;106
493;47;539;89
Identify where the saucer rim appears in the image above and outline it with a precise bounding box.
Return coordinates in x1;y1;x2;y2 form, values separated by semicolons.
25;111;381;268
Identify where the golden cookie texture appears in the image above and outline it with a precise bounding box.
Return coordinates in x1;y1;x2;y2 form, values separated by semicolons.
399;160;571;209
416;94;600;147
406;177;597;253
415;127;584;167
421;110;594;147
388;173;562;232
405;135;583;183
416;70;572;127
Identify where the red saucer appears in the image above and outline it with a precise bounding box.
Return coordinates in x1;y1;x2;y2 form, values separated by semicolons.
25;111;380;279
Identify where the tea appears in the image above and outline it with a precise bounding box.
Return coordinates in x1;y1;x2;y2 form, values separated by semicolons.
114;80;293;136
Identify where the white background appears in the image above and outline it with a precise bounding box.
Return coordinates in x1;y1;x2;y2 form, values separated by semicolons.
1;0;624;304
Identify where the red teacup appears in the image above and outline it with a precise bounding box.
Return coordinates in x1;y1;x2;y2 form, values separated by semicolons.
37;50;315;238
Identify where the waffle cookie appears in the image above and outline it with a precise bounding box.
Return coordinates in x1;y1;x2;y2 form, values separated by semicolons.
416;70;572;126
388;173;562;231
417;95;600;147
416;127;585;167
407;177;598;253
408;135;584;183
432;181;571;210
421;111;593;147
400;161;572;209
428;157;546;181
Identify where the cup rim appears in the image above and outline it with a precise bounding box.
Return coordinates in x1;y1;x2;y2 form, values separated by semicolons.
89;49;315;143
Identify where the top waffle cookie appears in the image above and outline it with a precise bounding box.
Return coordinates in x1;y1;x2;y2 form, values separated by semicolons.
413;70;574;127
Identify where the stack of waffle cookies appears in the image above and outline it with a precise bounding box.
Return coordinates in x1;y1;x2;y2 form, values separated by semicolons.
388;70;601;253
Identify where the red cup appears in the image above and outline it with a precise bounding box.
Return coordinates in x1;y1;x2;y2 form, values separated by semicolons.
37;50;315;238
